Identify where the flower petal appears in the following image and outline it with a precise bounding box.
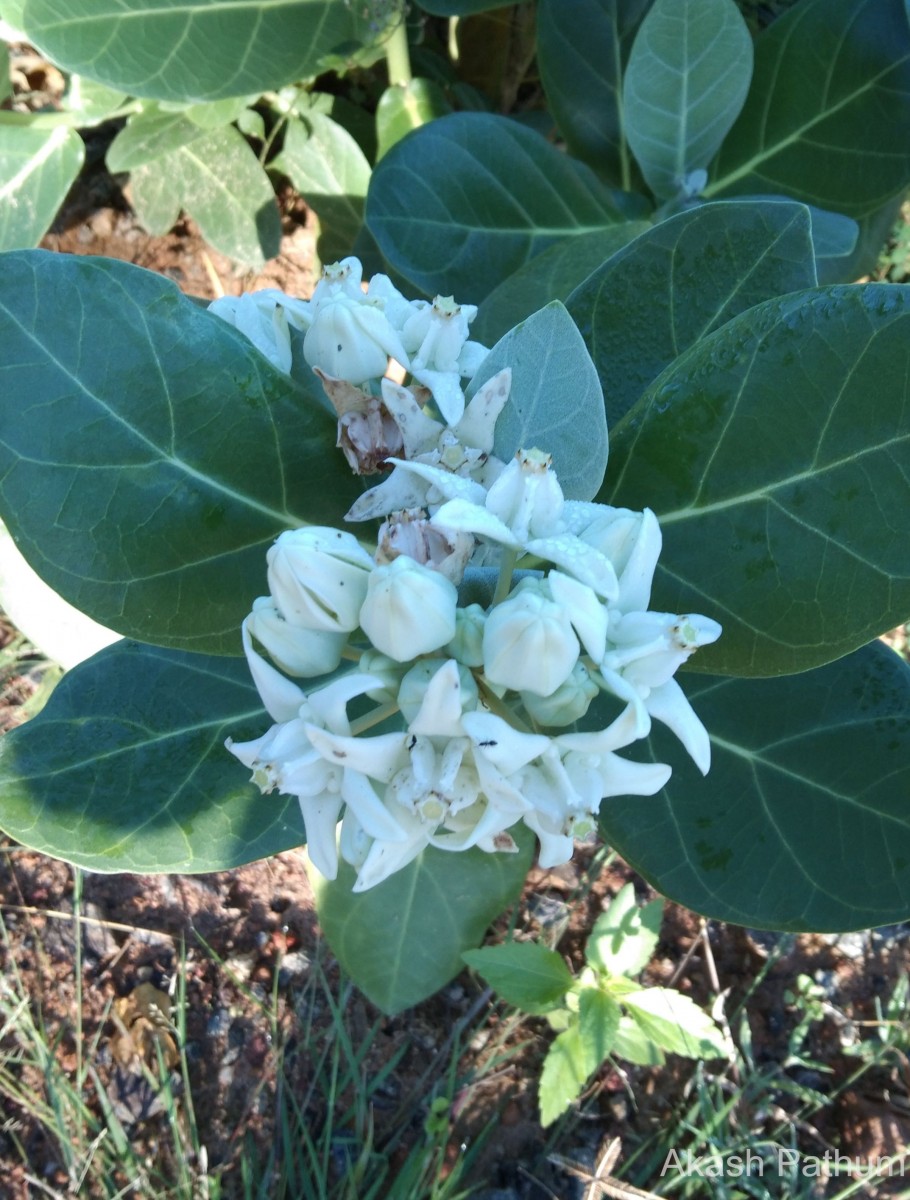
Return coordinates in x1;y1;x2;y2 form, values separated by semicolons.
645;678;712;775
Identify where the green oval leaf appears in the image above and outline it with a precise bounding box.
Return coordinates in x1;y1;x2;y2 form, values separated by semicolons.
567;199;817;428
0;251;361;653
22;0;403;102
462;941;574;1013
623;0;752;200
176;124;281;267
606;283;910;676
536;0;651;188
271;113;371;269
365;112;646;300
0;123;84;250
600;643;910;932
706;0;910;218
106;106;207;172
312;827;534;1015
0;640;304;872
474;223;650;347
539;1023;588;1126
468;301;608;502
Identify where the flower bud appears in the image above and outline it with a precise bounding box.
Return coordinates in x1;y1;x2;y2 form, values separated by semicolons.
579;507;662;612
445;603;486;667
358;649;406;703
359;556;458;661
208;289;310;374
304;292;410;385
483;588;579;696
267;527;373;632
397;658;478;724
521;661;599;726
247;596;346;677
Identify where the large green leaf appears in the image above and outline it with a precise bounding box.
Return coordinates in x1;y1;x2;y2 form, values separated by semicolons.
271;113;371;269
468;301;608;502
21;0;402;102
0;252;361;653
600;643;910;932
567;200;817;428
106;106;208;172
175;125;281;267
536;0;651;188
623;0;752;201
0;121;84;250
365;112;646;301
473;224;650;346
605;283;910;676
114;119;281;264
706;0;910;218
0;640;305;872
312;827;534;1014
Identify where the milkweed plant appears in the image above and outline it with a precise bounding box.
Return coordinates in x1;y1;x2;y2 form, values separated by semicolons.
1;205;910;1016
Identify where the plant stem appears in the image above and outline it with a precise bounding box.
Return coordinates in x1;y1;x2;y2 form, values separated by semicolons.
385;15;412;86
492;548;518;607
350;700;400;735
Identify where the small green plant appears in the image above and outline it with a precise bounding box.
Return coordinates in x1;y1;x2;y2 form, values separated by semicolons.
464;883;729;1126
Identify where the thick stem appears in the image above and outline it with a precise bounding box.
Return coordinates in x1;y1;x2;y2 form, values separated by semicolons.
385;16;412;87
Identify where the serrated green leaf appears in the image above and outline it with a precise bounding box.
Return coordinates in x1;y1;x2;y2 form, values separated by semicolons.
376;78;450;161
272;113;370;268
0;123;83;250
468;301;608;502
706;0;910;218
177;124;281;266
578;988;621;1069
567;200;817;428
0;640;305;872
462;941;574;1014
623;0;752;201
312;827;534;1015
599;643;910;932
611;1014;664;1065
0;251;362;653
366;112;646;301
539;1022;589;1126
606;283;910;675
473;223;649;346
536;0;651;188
106;107;207;172
587;883;663;978
623;988;727;1058
21;0;403;103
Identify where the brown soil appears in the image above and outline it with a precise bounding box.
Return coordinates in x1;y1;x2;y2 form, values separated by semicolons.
2;141;910;1200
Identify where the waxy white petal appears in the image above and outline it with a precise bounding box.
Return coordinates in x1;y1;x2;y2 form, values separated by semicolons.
646;678;712;775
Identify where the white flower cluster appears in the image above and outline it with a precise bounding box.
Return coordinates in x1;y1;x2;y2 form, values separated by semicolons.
223;256;721;893
209;257;486;426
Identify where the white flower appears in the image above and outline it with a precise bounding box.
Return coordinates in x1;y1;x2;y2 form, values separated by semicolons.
301;259;410;384
225;672;407;881
574;506;662;612
344;370;512;524
359;556;458;661
599;612;722;774
208;289;310;373
400;295;488;425
267;527;374;632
